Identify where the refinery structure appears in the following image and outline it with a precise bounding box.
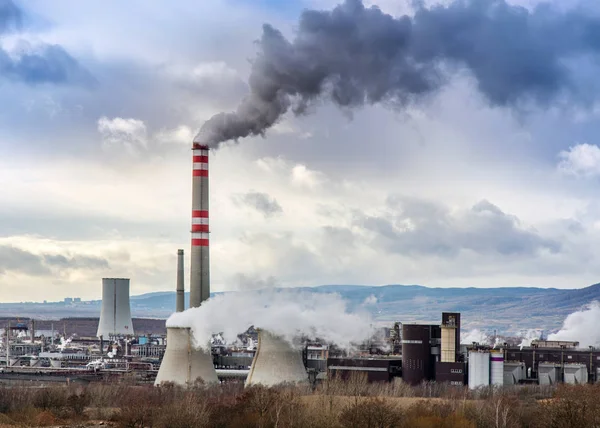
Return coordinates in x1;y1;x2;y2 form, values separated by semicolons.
2;139;600;390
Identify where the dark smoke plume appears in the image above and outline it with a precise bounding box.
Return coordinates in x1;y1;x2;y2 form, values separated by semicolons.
195;0;600;147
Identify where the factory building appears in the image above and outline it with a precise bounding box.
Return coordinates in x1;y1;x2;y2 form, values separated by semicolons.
328;358;402;383
400;312;463;385
497;342;598;385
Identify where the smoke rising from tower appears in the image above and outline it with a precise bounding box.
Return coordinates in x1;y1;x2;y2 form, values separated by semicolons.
195;0;600;147
168;289;375;350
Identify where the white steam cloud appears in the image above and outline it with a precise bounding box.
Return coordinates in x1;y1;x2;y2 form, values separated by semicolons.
167;290;375;350
461;329;490;345
363;294;378;305
548;301;600;348
517;329;543;350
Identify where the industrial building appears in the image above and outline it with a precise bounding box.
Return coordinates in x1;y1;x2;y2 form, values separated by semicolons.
328;358;401;383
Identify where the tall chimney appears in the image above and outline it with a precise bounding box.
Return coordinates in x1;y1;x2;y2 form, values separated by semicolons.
190;144;210;308
176;249;185;312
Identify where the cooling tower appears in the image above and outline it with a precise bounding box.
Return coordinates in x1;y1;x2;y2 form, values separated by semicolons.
96;278;134;338
189;143;210;308
176;249;185;312
245;329;308;387
154;327;218;387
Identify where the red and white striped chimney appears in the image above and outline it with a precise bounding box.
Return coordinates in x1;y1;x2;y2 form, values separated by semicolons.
190;143;210;308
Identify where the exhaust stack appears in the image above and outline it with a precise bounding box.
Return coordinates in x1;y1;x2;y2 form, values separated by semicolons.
154;327;218;387
190;143;210;308
96;278;134;338
245;329;309;387
176;249;185;312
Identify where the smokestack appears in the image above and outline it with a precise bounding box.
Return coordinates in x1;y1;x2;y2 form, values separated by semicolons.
154;327;218;387
189;144;210;308
245;329;308;387
176;249;185;312
97;278;134;338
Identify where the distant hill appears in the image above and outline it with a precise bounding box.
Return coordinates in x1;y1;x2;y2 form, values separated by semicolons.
2;283;600;334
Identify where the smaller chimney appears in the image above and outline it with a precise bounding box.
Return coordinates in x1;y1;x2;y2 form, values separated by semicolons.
176;249;185;312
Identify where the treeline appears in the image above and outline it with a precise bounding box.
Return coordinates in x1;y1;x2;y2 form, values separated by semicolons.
0;375;599;427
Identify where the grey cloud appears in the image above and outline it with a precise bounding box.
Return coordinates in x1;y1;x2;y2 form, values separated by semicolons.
0;245;50;276
197;0;600;147
0;245;109;277
356;197;560;257
43;254;109;270
322;226;355;249
0;1;95;87
237;231;323;283
0;44;96;87
234;191;283;217
0;0;21;34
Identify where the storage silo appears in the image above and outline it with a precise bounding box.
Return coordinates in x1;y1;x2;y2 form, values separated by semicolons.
490;350;504;386
468;350;490;389
245;329;308;387
402;324;433;385
154;327;218;387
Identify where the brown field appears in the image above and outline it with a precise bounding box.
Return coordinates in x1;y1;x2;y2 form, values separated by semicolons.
0;375;599;427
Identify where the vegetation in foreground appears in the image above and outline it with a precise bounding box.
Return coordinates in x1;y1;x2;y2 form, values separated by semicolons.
0;375;598;427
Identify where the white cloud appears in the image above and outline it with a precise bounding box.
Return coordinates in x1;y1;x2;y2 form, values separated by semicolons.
558;143;600;178
98;116;148;155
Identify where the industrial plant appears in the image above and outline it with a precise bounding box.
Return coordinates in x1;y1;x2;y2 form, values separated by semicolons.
1;139;598;391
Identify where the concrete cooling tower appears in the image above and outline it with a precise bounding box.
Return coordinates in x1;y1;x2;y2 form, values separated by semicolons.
97;278;134;338
154;327;218;387
245;329;308;387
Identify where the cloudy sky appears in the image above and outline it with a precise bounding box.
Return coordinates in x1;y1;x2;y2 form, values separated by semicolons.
2;0;600;302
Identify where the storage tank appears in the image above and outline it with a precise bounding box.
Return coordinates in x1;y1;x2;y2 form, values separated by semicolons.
468;350;490;389
245;329;308;387
490;350;504;386
154;327;218;387
402;324;433;385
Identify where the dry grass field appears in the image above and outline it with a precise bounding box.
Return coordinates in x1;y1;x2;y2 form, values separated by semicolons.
0;375;598;427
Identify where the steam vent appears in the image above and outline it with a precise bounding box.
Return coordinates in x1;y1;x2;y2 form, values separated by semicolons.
245;329;309;387
154;327;218;387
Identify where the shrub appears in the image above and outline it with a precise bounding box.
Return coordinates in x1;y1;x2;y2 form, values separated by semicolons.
339;398;403;428
35;410;59;427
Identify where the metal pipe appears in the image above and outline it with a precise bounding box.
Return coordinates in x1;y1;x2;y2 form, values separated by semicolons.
176;249;185;312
